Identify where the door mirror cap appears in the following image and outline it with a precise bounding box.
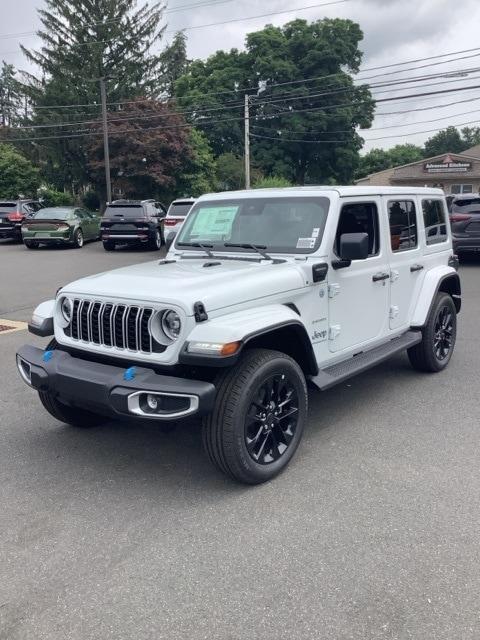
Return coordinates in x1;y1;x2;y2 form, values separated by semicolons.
339;233;369;261
165;231;177;251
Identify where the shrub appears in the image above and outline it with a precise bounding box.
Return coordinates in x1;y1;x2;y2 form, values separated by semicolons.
253;176;294;189
38;187;75;207
82;190;101;211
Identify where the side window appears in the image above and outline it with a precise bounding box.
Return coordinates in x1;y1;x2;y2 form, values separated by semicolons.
335;202;379;257
422;199;448;245
75;210;85;220
388;200;417;252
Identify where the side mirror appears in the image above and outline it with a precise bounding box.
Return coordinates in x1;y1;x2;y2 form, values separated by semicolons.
165;231;177;252
339;232;369;261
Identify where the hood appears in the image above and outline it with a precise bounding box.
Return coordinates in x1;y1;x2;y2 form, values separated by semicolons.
62;258;307;315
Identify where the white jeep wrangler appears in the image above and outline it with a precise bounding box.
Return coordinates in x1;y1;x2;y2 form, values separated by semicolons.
17;187;461;484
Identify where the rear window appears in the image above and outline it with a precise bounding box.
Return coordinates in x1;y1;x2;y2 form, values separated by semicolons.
34;208;72;220
0;203;17;213
422;200;448;246
104;205;143;218
167;202;194;218
453;198;480;213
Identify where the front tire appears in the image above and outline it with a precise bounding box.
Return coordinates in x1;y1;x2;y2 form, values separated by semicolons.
202;349;308;484
408;292;457;372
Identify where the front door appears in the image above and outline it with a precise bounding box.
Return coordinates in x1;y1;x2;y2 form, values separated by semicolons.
328;198;390;354
385;197;424;330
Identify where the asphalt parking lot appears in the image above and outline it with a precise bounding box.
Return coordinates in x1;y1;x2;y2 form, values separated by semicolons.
1;238;480;640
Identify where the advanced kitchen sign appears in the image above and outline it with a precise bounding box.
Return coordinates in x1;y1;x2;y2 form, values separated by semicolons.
424;155;472;174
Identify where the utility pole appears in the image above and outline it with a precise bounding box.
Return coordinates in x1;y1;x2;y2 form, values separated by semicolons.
244;94;251;190
100;77;112;203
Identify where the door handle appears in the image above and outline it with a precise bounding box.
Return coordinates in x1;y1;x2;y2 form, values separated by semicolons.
410;264;424;273
372;272;390;282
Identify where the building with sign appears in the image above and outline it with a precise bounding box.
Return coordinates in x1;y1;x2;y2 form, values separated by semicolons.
356;144;480;194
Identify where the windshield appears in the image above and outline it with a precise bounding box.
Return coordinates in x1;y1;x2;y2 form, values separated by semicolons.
168;202;194;217
34;208;72;220
176;197;330;254
104;205;143;218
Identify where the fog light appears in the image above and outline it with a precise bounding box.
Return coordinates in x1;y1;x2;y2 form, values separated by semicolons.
147;394;159;410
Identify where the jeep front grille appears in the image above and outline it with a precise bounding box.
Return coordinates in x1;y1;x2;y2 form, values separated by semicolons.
67;299;165;354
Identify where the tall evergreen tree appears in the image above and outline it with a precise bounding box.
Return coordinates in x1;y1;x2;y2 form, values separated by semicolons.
0;62;22;127
158;31;189;98
19;0;166;190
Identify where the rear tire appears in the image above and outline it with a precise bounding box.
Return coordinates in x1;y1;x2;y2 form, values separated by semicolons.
103;240;116;251
202;349;307;484
148;229;162;251
38;339;107;428
24;241;39;249
72;228;84;248
408;292;457;372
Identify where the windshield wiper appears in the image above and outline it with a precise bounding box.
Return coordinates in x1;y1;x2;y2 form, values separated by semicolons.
176;241;215;258
224;243;271;260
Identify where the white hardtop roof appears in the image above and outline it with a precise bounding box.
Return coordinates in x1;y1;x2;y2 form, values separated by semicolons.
197;186;444;201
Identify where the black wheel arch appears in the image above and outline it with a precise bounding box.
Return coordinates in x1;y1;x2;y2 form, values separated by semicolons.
180;320;319;376
437;273;461;314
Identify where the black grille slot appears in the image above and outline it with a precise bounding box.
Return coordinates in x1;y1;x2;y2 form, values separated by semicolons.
66;299;163;354
126;307;139;350
140;308;153;352
71;300;80;339
90;303;102;344
80;301;90;341
113;305;126;348
103;304;113;346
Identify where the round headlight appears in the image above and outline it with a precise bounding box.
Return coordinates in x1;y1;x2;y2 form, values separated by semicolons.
60;297;73;323
161;310;182;341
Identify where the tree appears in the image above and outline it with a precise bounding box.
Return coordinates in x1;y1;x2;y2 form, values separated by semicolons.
175;18;374;184
0;144;39;198
356;144;423;179
175;128;217;197
87;99;192;199
0;62;22;127
424;126;466;157
19;0;166;190
215;153;263;190
461;126;480;149
158;32;189;98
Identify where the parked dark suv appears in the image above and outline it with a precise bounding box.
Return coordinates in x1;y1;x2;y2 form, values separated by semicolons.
0;200;41;242
100;200;167;251
449;194;480;255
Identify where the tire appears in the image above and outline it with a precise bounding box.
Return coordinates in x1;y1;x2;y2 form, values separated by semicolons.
38;339;107;428
24;241;39;249
202;349;308;484
72;228;84;248
148;229;162;251
408;292;457;373
103;240;116;251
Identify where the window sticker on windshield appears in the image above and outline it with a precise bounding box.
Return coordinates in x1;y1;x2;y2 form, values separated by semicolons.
312;228;320;238
296;237;316;249
190;206;238;237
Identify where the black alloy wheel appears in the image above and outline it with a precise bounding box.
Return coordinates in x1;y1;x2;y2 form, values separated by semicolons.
245;373;299;465
202;348;308;484
434;305;454;361
408;292;457;372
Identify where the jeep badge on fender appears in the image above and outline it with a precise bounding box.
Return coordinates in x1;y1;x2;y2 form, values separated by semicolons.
17;187;461;484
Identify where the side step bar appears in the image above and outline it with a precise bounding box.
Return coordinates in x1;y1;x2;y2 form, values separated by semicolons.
311;331;422;391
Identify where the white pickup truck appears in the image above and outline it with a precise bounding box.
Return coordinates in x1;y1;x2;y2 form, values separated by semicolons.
17;187;461;484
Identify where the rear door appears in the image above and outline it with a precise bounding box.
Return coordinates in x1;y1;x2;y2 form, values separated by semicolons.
385;197;424;330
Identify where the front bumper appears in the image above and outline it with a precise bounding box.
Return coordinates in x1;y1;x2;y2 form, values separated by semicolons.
16;344;216;421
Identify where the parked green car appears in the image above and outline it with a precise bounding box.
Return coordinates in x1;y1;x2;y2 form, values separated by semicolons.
22;207;101;249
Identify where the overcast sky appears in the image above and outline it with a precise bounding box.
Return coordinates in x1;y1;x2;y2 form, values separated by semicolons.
1;0;480;152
